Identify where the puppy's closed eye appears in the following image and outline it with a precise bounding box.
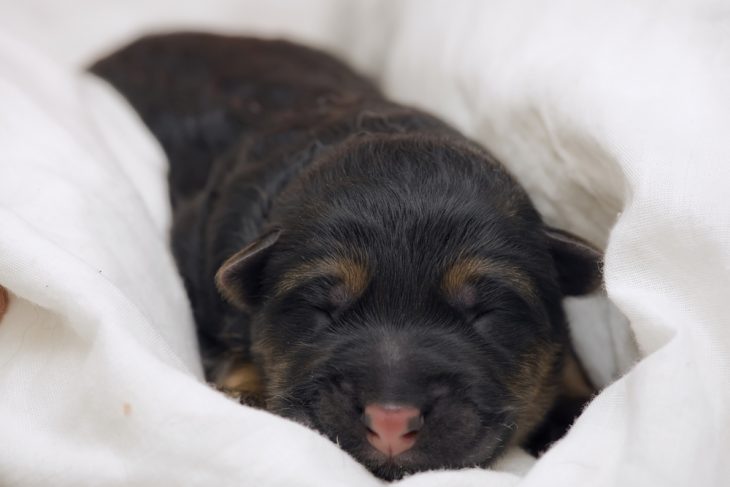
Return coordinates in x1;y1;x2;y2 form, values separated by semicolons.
275;257;369;308
442;257;538;309
273;274;364;337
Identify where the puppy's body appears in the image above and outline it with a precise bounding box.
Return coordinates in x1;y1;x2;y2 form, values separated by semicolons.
92;33;598;480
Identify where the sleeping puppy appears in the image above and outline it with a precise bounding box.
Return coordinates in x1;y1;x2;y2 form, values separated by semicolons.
91;33;600;481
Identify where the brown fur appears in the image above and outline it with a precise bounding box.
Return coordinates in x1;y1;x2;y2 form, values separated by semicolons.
506;344;562;444
442;257;538;306
0;286;8;322
519;348;596;454
562;351;594;399
219;362;263;392
214;360;266;407
276;257;370;300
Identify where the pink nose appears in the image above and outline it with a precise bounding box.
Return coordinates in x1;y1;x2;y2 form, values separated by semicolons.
363;404;423;457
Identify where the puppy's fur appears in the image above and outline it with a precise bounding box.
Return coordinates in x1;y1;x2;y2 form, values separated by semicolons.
0;286;7;321
91;33;599;480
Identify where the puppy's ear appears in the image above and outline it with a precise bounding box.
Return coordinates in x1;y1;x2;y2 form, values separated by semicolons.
545;226;603;296
215;228;282;309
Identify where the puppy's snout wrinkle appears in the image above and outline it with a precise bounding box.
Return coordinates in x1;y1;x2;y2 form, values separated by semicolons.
363;404;423;457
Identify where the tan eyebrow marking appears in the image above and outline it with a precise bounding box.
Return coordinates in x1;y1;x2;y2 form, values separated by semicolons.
275;257;370;298
441;257;537;304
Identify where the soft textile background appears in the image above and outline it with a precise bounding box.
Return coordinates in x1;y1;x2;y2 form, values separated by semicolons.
1;1;728;486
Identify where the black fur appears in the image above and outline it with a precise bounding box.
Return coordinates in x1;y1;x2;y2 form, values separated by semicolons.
91;33;601;481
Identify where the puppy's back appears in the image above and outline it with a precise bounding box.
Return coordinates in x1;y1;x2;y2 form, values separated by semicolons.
90;33;379;204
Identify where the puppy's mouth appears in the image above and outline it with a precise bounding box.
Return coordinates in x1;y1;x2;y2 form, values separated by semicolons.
263;373;512;480
359;442;428;481
367;459;418;482
358;427;505;482
323;406;507;481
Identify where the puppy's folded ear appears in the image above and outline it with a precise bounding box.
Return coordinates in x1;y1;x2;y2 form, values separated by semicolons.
215;228;282;309
545;226;603;296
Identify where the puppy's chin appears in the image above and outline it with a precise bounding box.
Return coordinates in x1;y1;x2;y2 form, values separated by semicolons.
358;428;507;481
266;383;515;480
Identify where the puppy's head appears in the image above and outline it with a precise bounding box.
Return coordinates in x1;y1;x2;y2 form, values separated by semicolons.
216;137;601;480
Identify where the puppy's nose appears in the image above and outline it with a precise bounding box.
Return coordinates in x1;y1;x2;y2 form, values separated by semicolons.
363;404;423;457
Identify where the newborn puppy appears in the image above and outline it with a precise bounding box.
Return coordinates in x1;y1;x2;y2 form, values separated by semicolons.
91;33;600;480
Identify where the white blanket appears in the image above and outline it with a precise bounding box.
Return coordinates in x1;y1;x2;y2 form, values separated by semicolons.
1;1;728;486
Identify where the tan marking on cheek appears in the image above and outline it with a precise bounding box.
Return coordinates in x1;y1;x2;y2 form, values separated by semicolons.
122;402;132;417
214;358;266;407
562;350;595;399
275;257;369;299
251;337;331;414
0;286;8;322
250;338;287;409
506;343;562;445
262;359;293;411
219;363;262;393
442;257;537;305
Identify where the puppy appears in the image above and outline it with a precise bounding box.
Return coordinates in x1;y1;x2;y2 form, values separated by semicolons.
91;33;600;480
